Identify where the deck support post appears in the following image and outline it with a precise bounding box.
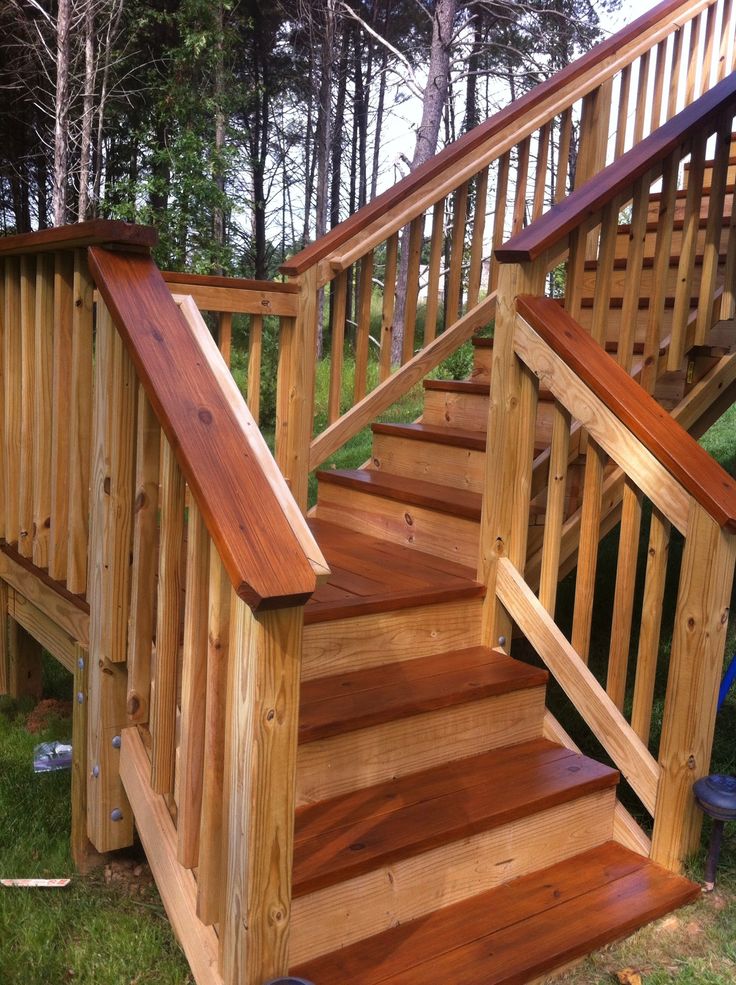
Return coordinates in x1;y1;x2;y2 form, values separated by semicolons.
651;502;736;871
7;615;43;700
222;600;303;985
0;581;8;694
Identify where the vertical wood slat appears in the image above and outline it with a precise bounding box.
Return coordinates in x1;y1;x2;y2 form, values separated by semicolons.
633;50;651;145
0;581;7;693
379;233;398;381
701;0;718;95
423;200;445;345
18;257;35;558
247;314;263;425
590;201;620;347
33;255;53;570
684;12;703;105
4;258;21;547
222;601;304;985
71;645;91;868
650;41;667;133
328;271;347;424
718;0;734;80
576;80;613;189
721;168;736;320
353;252;373;403
652;503;736;871
667;25;684;121
197;548;232;926
126;386;161;725
695;120;731;345
467;167;488;308
555;110;573;202
402;215;425;364
641;154;679;393
606;479;644;711
446;180;469;326
532;123;551;222
490;152;511;293
570;439;606;665
615;65;632;160
66;251;94;594
150;435;186;797
538;401;571;617
617;174;651;372
631;509;671;743
177;501;210;869
564;226;587;323
48;251;74;581
218;311;233;368
86;298;134;852
511;139;530;235
667;132;707;371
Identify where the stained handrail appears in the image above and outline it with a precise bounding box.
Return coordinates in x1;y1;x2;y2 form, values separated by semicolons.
497;72;736;263
517;295;736;530
0;219;157;255
280;0;717;277
88;246;324;609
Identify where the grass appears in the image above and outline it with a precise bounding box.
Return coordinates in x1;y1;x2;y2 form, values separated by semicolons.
2;353;736;983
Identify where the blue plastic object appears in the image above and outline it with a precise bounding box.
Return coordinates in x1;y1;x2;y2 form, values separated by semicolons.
718;652;736;712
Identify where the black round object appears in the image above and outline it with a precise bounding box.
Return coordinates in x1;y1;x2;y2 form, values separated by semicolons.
693;774;736;821
263;979;315;985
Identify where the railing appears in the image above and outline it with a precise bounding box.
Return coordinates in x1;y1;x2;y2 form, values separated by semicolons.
483;77;736;873
278;0;735;492
0;221;329;985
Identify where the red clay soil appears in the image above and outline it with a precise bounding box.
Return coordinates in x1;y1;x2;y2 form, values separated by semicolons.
25;698;73;734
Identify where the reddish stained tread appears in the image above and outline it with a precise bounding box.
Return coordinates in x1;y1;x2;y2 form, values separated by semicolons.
371;421;488;450
292;842;699;985
291;739;618;896
298;645;548;744
316;468;484;520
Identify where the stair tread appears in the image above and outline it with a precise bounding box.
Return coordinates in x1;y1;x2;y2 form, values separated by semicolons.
305;518;484;624
371;421;488;449
292;739;618;897
317;468;484;519
299;645;548;744
423;377;558;401
292;842;699;985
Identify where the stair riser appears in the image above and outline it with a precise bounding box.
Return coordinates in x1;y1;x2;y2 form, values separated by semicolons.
683;165;736;190
422;388;491;430
315;483;480;566
302;597;483;679
582;257;718;302
576;304;672;347
289;788;616;964
472;345;493;381
296;686;547;805
614;221;730;260
371;432;486;493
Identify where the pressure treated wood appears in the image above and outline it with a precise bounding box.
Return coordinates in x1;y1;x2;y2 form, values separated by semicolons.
293;844;699;985
49;251;74;581
88;247;317;609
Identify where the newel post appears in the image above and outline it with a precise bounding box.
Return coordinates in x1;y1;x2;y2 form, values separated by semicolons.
478;259;545;648
651;500;736;872
221;598;304;985
276;267;319;512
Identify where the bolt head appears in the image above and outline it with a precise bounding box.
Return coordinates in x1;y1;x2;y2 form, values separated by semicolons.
77;657;85;671
498;636;507;647
92;765;100;778
110;808;123;822
111;735;121;749
77;692;85;704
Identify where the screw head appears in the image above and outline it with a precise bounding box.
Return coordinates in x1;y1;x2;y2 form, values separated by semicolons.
77;657;85;671
110;808;123;822
77;691;85;704
498;636;507;647
111;735;121;749
92;765;100;778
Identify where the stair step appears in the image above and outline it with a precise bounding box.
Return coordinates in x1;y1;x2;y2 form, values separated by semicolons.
292;739;618;898
299;646;548;744
371;421;487;450
316;467;484;520
423;377;558;401
305;518;483;624
292;842;699;985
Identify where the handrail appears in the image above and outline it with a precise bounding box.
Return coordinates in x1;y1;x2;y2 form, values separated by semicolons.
517;295;736;529
161;271;299;294
280;0;717;276
162;270;300;317
497;72;736;263
88;246;324;609
0;219;157;255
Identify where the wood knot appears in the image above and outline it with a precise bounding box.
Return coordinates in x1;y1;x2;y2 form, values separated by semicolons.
198;408;213;426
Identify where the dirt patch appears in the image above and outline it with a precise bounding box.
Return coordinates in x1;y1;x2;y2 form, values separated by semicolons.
102;857;156;899
25;698;73;733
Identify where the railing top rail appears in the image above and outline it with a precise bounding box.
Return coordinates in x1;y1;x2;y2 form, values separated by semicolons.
0;219;157;256
497;72;736;263
162;270;300;294
88;245;320;610
279;0;716;278
517;295;736;530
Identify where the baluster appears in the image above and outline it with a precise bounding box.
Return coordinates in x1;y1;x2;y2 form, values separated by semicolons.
177;501;210;868
247;313;263;425
218;311;232;367
197;548;232;925
571;439;606;664
633;51;651;146
538;401;571;617
328;270;347;423
49;252;74;581
668;132;707;371
424;199;445;344
489;152;510;293
353;252;373;402
33;255;53;569
18;257;35;559
701;1;719;93
641;155;679;393
4;258;21;548
565;226;586;322
402;214;424;363
719;0;734;80
467;167;488;308
126;387;160;725
512;138;530;235
532;123;550;222
685;13;703;105
615;65;632;159
721;165;736;320
379;232;398;380
631;509;671;743
555;110;573;202
67;251;94;593
650;41;667;134
607;479;644;710
667;26;684;120
617;174;651;372
695;121;731;345
150;436;185;797
576;80;613;187
446;180;469;325
590;201;620;347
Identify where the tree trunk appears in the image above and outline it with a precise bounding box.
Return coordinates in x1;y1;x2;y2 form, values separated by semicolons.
52;0;71;226
213;0;227;272
78;0;96;222
314;0;336;358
